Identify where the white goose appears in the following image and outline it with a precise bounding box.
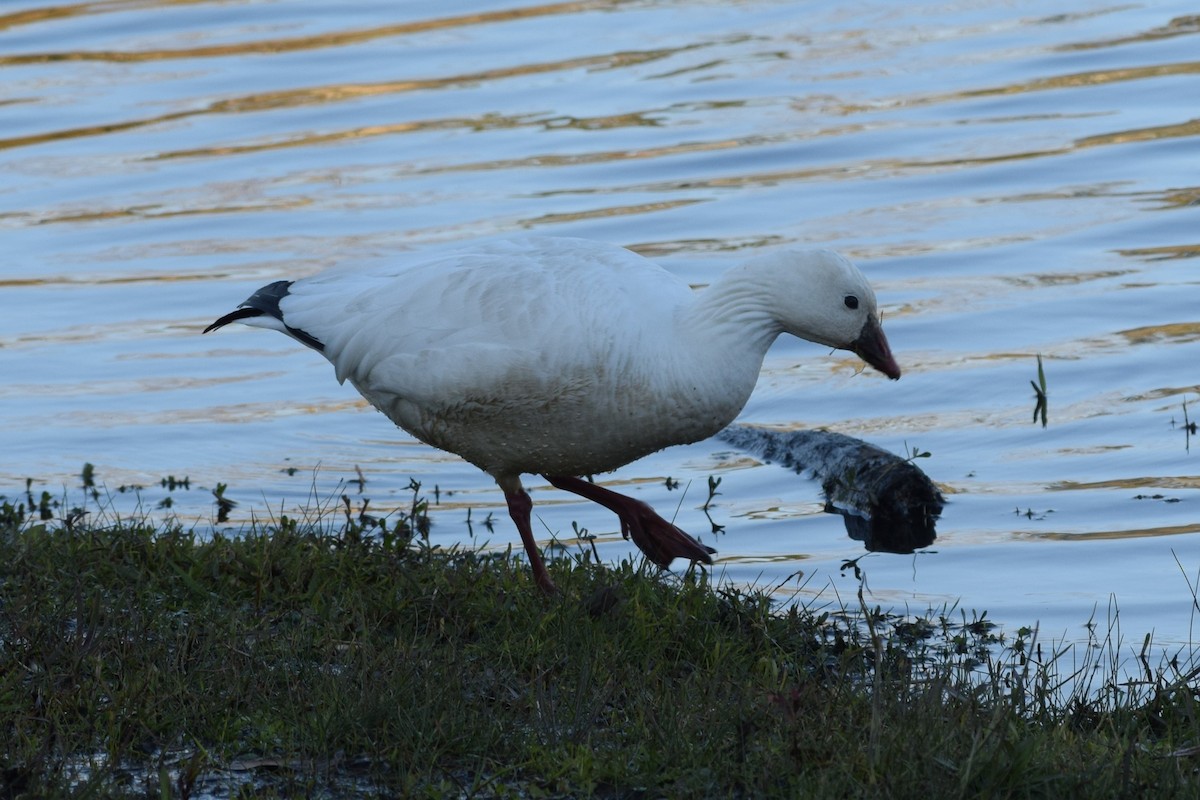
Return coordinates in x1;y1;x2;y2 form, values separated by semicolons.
205;237;900;593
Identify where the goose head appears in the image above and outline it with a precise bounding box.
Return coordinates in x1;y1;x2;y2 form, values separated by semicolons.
737;249;902;380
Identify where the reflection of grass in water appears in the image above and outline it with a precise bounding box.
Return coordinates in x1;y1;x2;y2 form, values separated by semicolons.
2;474;1200;797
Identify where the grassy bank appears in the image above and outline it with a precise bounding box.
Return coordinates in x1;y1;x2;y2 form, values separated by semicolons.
1;486;1199;798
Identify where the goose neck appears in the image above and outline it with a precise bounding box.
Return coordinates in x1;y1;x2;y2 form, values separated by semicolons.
683;264;782;354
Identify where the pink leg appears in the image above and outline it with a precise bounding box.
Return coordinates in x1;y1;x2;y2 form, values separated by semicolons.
503;486;557;595
544;475;716;568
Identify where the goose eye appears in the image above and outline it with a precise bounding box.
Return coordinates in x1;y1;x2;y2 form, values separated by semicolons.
843;295;859;310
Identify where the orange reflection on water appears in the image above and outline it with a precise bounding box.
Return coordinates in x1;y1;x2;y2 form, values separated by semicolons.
0;0;624;63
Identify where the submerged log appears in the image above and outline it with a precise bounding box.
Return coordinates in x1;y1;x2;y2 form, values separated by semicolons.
715;425;943;554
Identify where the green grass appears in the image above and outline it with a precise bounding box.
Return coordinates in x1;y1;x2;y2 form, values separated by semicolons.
2;484;1199;798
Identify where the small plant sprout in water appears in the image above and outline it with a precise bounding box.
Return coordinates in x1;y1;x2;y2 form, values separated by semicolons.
702;475;725;535
156;473;191;509
347;465;367;493
702;475;722;511
161;474;190;491
20;478;57;521
80;462;100;501
839;552;871;582
1030;354;1048;428
904;442;931;462
212;482;237;523
1179;396;1197;452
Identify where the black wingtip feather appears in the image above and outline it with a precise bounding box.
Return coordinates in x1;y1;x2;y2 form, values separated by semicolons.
204;279;326;352
203;307;263;334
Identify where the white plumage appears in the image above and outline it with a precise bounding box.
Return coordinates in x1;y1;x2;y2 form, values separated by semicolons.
206;236;900;593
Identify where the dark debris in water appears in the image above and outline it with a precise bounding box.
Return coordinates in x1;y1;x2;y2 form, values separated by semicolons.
1134;493;1182;503
716;425;943;554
